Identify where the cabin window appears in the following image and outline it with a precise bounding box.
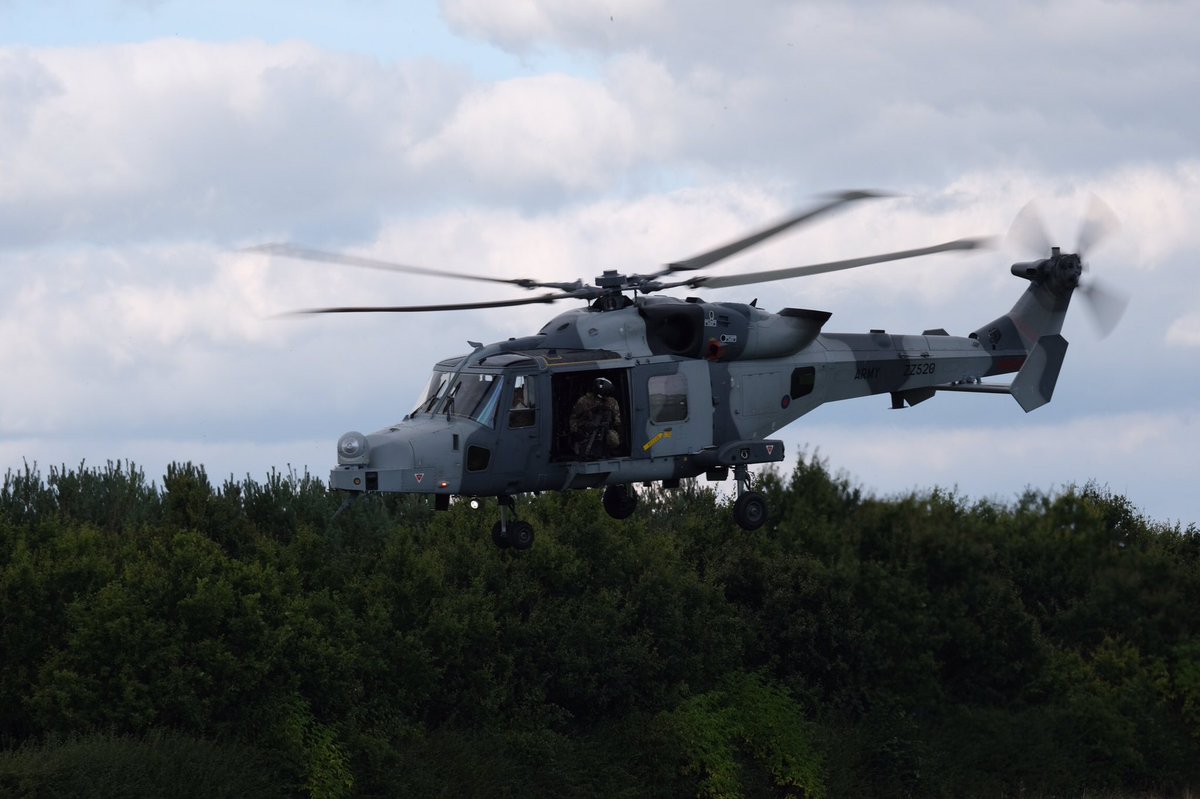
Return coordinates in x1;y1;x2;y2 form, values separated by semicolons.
508;375;536;428
790;366;815;399
649;373;688;423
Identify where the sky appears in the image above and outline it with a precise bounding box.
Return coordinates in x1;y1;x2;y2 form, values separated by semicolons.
3;0;1198;526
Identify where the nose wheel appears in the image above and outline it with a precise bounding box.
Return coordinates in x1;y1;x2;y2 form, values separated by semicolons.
490;495;534;550
732;464;768;531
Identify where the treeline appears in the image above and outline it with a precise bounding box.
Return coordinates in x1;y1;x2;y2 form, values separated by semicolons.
1;458;1198;798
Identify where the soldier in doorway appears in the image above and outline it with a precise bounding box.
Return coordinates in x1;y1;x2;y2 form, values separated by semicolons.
570;377;621;458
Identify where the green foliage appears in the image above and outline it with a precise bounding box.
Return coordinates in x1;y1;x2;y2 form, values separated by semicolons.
2;456;1199;797
0;729;282;799
657;671;825;799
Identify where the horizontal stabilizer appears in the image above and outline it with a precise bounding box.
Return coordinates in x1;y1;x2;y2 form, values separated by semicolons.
935;382;1013;395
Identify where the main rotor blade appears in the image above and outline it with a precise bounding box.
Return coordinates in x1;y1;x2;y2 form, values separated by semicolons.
1076;194;1120;257
656;190;889;277
247;243;555;290
681;237;991;290
278;292;573;316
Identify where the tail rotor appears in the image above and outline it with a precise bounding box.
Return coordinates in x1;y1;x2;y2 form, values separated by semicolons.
1007;195;1128;338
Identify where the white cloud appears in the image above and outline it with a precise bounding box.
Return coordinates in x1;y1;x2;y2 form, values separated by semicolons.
410;73;646;193
1166;314;1200;347
0;40;472;245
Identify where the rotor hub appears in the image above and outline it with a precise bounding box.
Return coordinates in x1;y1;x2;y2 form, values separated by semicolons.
1010;248;1082;292
1053;251;1084;289
595;269;628;290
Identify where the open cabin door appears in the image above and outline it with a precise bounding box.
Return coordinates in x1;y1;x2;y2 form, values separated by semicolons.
549;368;633;462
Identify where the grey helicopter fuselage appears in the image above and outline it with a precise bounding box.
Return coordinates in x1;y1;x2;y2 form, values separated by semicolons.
328;254;1075;503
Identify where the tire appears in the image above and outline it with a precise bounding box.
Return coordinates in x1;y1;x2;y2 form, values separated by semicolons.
602;484;638;520
491;520;511;548
733;491;767;531
509;520;535;550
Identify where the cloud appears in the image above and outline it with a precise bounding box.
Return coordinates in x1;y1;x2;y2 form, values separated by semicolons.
0;40;472;246
410;72;649;194
440;0;667;55
1166;314;1200;347
439;0;1200;185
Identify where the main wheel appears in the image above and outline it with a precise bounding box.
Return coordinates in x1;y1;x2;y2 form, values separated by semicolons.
509;520;535;550
491;520;511;549
733;491;767;531
602;484;638;520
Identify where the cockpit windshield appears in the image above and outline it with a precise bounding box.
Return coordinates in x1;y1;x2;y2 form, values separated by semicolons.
413;371;450;415
411;369;504;427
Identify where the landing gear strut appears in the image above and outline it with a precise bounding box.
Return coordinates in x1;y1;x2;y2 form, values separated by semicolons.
732;464;767;531
602;483;638;519
490;495;534;550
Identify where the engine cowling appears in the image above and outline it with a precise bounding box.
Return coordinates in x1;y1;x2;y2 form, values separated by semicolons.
641;300;831;361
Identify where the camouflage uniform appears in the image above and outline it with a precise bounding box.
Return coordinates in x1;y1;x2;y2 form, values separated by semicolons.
569;392;621;456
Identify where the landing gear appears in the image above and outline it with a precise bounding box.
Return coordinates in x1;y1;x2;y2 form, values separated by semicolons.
508;520;534;550
331;491;360;521
732;464;768;531
491;520;511;548
490;495;534;550
602;483;638;519
733;492;767;530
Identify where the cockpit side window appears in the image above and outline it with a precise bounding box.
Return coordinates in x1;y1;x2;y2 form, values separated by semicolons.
446;373;504;427
508;375;536;428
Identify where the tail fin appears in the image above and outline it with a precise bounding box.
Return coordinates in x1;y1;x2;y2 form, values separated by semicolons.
972;251;1081;412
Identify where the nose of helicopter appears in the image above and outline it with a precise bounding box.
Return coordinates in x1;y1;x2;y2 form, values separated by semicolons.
329;419;463;494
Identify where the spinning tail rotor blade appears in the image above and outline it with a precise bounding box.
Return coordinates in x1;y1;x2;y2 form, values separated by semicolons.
1076;194;1120;257
1007;195;1128;337
1079;278;1129;338
1076;196;1126;337
656;190;889;277
1007;201;1052;257
679;237;991;290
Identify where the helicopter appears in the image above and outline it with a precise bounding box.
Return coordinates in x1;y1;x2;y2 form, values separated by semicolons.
255;190;1124;549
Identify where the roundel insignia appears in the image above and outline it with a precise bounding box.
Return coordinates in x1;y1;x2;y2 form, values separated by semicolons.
781;395;790;408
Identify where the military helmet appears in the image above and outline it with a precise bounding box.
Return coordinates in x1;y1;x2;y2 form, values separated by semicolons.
593;377;615;397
